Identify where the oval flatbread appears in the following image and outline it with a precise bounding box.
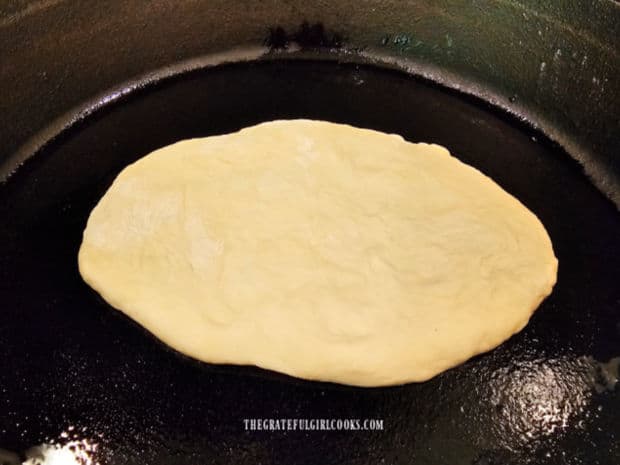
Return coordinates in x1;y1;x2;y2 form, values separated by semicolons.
79;120;557;386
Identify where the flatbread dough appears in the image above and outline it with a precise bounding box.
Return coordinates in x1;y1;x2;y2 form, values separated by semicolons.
79;119;557;386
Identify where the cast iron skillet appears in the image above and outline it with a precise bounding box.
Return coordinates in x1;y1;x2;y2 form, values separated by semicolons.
0;3;619;465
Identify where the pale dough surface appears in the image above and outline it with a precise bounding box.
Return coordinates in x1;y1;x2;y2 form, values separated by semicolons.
79;119;557;386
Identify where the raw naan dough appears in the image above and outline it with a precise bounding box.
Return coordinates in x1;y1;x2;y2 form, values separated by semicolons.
79;120;557;386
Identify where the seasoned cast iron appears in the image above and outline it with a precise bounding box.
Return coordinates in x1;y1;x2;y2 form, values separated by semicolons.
0;2;618;465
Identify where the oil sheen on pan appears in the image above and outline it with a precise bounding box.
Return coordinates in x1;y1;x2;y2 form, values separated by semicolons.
78;119;558;387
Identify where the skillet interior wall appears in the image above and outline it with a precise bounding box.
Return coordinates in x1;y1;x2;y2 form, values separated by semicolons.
0;0;619;204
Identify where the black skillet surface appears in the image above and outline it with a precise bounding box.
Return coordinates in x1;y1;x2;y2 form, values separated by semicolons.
0;60;619;465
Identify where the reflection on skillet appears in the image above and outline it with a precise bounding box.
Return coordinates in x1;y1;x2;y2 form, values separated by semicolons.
0;429;100;465
1;357;616;464
486;355;619;445
21;437;98;465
